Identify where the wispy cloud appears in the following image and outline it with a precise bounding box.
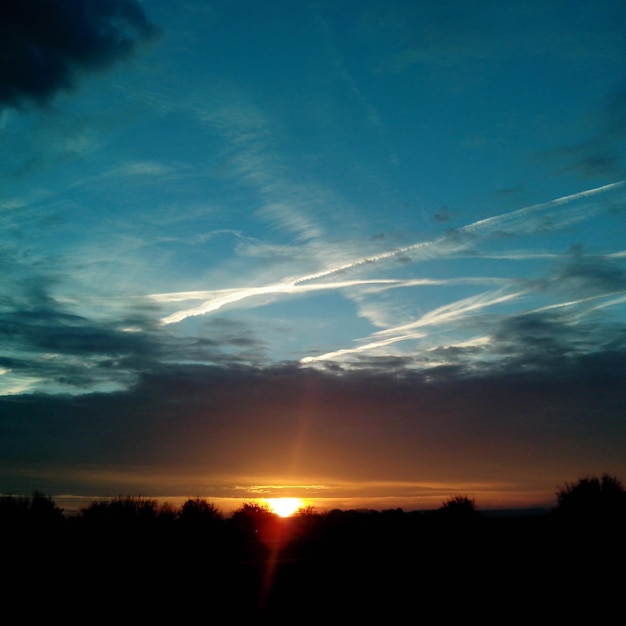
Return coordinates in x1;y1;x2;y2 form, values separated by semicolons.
194;94;334;242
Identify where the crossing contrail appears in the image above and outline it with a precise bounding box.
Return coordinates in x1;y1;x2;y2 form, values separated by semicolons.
156;181;624;325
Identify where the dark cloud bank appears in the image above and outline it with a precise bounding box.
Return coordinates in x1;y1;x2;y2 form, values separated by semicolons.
0;0;159;108
1;343;625;501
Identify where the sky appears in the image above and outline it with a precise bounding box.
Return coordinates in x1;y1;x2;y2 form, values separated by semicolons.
1;0;626;514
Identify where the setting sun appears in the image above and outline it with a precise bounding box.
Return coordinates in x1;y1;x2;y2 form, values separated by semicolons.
265;497;305;517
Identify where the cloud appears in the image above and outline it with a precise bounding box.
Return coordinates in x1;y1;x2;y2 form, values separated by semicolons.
301;287;524;366
1;353;625;500
548;249;626;297
542;87;626;179
300;245;626;370
0;283;159;394
0;0;159;109
0;269;277;395
139;180;626;385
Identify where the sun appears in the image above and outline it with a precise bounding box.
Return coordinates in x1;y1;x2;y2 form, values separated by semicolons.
265;497;305;517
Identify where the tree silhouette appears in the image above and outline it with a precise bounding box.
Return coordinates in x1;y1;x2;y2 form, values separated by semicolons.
0;491;64;529
556;474;626;521
179;497;223;530
230;501;292;557
78;495;177;539
30;491;64;521
231;502;277;534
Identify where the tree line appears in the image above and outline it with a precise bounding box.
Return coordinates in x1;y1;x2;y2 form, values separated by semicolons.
2;474;624;620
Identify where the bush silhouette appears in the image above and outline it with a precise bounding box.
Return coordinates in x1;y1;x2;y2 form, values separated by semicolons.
437;495;478;518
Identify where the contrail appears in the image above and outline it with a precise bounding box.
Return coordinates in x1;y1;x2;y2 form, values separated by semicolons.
300;332;428;364
300;288;524;364
158;181;624;325
301;287;626;366
293;180;624;286
158;279;403;324
151;277;497;305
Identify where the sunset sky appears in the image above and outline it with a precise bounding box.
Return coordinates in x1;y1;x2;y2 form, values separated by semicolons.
1;0;626;514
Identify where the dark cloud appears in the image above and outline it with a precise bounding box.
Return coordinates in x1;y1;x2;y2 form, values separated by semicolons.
0;277;159;390
0;0;159;108
0;278;271;392
552;252;626;296
1;352;625;498
432;207;451;223
543;86;626;179
493;313;586;361
0;283;154;355
548;143;624;179
604;87;626;139
525;246;626;301
485;306;626;382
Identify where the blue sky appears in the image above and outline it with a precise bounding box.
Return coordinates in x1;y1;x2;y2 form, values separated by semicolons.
1;0;626;512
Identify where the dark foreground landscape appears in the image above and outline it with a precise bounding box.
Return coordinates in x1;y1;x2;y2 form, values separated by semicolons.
3;477;625;621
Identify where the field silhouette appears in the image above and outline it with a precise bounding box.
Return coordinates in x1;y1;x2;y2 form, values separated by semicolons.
2;476;624;620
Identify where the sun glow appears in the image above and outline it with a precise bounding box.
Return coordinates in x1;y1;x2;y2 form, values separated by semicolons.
265;497;305;517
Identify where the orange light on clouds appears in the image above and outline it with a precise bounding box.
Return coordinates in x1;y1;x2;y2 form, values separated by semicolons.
265;497;305;517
